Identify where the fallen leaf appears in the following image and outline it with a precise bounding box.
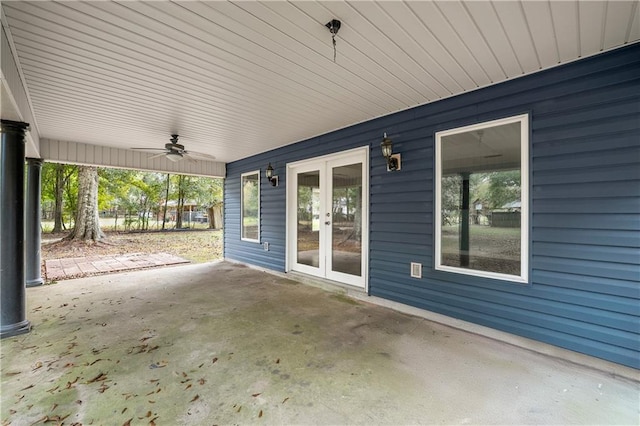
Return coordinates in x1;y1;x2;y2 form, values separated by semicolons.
282;397;289;404
75;400;82;405
212;357;218;364
198;378;205;385
148;400;155;404
47;414;70;423
6;371;21;376
184;384;192;390
252;393;261;397
190;395;199;403
276;358;280;364
33;361;43;371
259;410;263;418
50;403;58;412
87;372;107;383
9;409;16;414
236;405;242;413
65;377;79;389
20;384;34;391
122;419;132;426
31;415;48;424
145;411;152;418
89;359;103;366
121;408;127;414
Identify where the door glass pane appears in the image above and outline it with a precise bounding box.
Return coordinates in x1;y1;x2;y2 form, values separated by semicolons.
331;163;362;276
297;171;320;267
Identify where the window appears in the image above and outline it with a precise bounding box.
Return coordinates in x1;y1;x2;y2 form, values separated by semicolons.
241;171;260;242
435;114;529;283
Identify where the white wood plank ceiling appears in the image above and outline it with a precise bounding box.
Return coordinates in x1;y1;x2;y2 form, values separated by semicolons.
2;1;638;163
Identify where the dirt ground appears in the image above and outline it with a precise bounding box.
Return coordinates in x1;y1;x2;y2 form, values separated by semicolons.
41;229;223;264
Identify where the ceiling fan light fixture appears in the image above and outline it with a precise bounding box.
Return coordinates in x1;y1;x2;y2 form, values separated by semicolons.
166;151;183;162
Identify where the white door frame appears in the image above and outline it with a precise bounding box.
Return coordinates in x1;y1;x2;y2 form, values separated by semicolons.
286;147;369;289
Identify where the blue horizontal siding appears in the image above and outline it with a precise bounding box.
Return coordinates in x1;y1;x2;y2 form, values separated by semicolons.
225;44;640;369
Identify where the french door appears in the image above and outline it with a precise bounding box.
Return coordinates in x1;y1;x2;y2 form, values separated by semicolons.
287;149;368;288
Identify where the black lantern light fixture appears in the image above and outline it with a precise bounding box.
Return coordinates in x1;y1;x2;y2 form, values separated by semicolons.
265;163;278;186
381;133;401;171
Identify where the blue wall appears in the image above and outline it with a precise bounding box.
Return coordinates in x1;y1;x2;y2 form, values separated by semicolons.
225;44;640;369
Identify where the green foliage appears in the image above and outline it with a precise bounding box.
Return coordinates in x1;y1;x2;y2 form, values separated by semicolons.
241;173;259;218
441;175;461;225
42;164;223;232
486;170;521;209
41;162;78;229
441;170;520;226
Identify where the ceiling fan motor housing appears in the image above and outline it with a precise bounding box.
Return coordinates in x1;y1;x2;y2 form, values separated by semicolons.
166;142;185;152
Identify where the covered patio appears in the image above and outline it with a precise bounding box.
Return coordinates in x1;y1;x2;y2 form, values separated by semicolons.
1;3;639;420
2;261;637;425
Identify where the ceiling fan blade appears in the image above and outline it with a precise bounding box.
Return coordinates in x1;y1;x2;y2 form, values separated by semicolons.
183;154;198;164
184;150;216;160
130;147;166;151
147;152;168;160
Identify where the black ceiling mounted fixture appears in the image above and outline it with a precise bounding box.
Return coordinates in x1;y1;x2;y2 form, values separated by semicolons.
131;134;216;163
325;19;341;63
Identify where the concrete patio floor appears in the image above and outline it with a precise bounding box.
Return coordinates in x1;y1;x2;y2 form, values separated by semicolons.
1;261;638;425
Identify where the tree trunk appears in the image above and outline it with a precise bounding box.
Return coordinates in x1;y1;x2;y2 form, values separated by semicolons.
52;164;65;233
175;175;184;229
162;173;170;230
207;203;223;229
66;166;104;241
206;206;214;229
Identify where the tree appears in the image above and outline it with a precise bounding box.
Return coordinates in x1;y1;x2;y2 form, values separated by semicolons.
486;170;521;209
52;164;66;232
175;174;187;228
41;163;76;232
161;173;170;230
441;174;462;226
65;166;104;241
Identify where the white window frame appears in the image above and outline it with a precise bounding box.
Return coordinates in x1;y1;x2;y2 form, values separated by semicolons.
435;114;529;283
241;170;260;243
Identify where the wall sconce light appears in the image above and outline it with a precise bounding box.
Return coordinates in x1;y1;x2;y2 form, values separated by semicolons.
381;133;401;171
265;163;279;186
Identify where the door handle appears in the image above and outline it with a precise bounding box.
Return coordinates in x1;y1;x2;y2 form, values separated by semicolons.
325;221;331;225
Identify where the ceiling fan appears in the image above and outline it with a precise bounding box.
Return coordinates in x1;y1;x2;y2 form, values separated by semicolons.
131;134;215;162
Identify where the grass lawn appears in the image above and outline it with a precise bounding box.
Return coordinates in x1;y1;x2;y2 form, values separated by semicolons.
441;225;520;275
41;229;223;264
